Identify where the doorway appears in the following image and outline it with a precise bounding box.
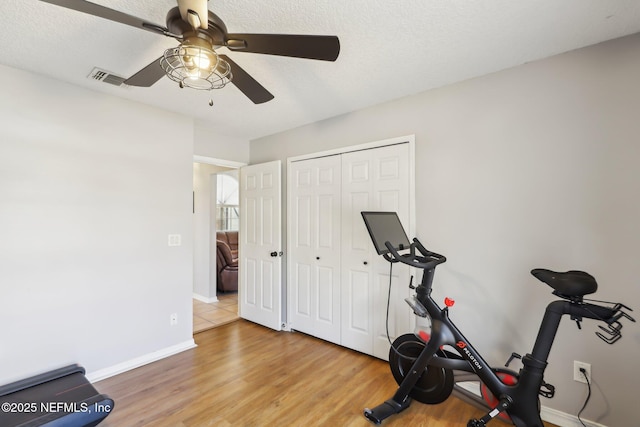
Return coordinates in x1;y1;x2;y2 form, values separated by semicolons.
192;157;245;333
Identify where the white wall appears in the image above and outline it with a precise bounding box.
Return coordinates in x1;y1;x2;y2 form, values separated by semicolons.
194;121;250;164
250;34;640;426
0;64;195;383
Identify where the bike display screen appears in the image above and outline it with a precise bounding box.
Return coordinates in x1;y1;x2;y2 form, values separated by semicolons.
361;211;411;255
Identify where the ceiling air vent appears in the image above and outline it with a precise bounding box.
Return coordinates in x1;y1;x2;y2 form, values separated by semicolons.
87;67;126;86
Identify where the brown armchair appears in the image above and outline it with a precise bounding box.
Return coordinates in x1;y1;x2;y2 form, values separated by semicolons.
216;231;238;259
216;240;238;292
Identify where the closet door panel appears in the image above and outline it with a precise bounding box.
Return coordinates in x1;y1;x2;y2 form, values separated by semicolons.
312;156;342;343
317;194;336;249
341;151;374;354
341;269;372;353
289;141;412;357
370;144;413;360
289;155;341;343
295;196;312;248
292;263;313;332
289;161;317;335
316;266;335;324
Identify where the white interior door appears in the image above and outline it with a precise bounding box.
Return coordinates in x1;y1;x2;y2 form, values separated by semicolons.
288;155;342;343
240;160;282;331
340;150;375;354
370;144;412;359
341;143;412;358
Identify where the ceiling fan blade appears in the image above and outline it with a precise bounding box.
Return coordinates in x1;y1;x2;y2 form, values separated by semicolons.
219;55;274;104
178;0;209;30
39;0;171;37
124;57;165;87
225;34;340;61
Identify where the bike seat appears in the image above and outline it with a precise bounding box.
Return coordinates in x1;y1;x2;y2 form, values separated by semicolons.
531;269;597;297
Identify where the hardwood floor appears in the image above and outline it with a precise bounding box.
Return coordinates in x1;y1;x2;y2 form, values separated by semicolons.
96;320;557;426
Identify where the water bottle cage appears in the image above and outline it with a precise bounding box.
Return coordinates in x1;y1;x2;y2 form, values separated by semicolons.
405;295;428;318
596;302;635;345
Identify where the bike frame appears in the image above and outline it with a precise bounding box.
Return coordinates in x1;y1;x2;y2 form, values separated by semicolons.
407;267;543;426
387;266;620;427
360;212;633;426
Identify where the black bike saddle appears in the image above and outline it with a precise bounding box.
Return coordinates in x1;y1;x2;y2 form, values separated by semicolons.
531;269;597;297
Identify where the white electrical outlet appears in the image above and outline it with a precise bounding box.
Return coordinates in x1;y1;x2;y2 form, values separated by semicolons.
170;313;178;326
573;361;591;383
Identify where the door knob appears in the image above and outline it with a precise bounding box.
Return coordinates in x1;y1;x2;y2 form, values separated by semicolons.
363;261;368;265
270;251;278;257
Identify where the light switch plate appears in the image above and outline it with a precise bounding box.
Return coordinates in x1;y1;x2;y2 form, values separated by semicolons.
168;234;182;246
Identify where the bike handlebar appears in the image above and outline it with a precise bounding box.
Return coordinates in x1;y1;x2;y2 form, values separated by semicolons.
384;238;447;270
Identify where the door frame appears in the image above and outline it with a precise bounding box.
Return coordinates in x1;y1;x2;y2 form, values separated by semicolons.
285;135;416;330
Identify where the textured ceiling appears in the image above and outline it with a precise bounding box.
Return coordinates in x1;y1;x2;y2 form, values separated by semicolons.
2;0;640;140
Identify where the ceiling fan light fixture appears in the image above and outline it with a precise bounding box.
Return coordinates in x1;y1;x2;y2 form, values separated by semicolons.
40;1;339;104
161;38;232;91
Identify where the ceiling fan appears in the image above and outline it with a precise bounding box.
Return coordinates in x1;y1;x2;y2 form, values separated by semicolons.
39;0;340;104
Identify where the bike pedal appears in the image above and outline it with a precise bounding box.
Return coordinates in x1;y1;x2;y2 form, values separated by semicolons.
470;395;512;426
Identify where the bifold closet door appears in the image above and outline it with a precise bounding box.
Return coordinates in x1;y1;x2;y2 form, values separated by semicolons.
341;143;412;359
289;155;342;344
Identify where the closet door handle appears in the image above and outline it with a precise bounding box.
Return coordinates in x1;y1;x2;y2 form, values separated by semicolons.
363;261;368;265
316;256;320;260
270;251;278;257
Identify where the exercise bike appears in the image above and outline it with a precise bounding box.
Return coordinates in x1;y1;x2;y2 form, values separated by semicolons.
360;211;635;427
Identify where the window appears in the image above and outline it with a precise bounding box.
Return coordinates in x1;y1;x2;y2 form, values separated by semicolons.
217;173;239;231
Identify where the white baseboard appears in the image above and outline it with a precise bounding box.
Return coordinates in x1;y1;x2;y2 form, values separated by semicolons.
540;406;607;427
457;382;605;427
193;293;218;303
87;339;197;383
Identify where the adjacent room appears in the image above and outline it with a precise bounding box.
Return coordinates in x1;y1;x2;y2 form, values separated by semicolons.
192;163;240;332
1;1;639;426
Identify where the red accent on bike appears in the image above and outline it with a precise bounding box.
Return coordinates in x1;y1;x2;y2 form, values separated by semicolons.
456;341;466;349
444;297;455;307
502;374;517;385
480;372;518;422
418;330;431;342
